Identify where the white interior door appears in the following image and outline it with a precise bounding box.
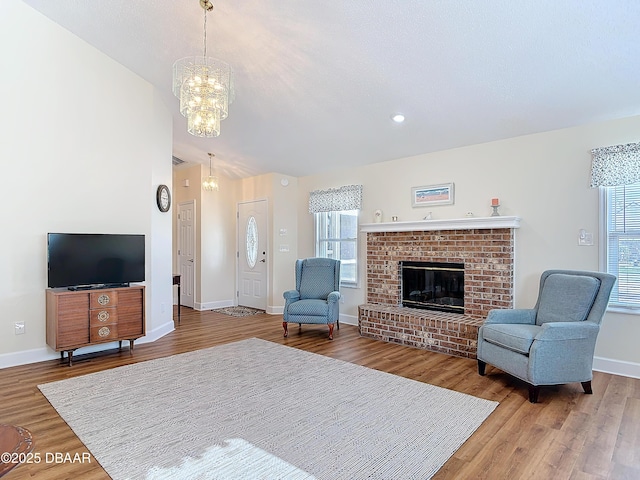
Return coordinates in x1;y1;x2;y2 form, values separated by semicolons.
178;200;196;309
237;200;268;310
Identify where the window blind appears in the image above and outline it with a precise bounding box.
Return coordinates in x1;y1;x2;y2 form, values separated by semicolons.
606;183;640;307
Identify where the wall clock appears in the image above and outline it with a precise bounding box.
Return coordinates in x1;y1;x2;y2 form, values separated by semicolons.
156;184;171;212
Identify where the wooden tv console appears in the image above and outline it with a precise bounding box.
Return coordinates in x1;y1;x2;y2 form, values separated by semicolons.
46;285;145;366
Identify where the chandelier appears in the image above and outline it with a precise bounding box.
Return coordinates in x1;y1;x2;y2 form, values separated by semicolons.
203;153;219;191
172;0;235;138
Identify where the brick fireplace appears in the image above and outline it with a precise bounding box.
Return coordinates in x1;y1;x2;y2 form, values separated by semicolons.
358;216;520;358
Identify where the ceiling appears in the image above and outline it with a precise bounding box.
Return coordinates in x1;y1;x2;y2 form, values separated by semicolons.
24;0;640;179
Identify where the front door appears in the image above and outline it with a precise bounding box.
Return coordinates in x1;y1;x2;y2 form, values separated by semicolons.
178;200;196;309
237;200;268;310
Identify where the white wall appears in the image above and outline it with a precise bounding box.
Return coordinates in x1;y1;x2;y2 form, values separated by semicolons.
270;174;299;313
199;166;237;309
0;0;174;367
297;115;640;375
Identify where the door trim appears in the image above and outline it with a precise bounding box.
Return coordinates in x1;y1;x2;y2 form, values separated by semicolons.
236;199;269;310
177;200;196;309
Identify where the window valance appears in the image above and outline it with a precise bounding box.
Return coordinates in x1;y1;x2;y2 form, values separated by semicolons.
308;184;363;213
590;141;640;187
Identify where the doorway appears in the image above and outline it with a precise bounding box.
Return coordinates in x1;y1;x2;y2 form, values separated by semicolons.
237;200;268;310
177;200;196;309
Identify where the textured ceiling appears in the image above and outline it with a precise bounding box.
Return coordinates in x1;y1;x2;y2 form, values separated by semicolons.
23;0;640;178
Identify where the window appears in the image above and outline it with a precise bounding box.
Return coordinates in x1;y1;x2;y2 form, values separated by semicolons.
315;210;358;285
603;183;640;309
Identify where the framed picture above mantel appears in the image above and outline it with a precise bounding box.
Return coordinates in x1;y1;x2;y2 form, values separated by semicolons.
411;183;454;207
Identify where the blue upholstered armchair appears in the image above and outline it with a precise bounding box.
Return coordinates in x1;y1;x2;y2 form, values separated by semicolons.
283;258;341;340
477;270;616;403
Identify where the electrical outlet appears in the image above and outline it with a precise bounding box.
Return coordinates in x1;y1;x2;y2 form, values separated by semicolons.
15;322;25;335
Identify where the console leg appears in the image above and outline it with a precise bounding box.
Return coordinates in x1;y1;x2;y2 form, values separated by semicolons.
118;340;123;352
67;350;74;367
129;340;134;354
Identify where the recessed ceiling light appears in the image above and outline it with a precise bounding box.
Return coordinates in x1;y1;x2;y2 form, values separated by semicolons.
391;113;405;123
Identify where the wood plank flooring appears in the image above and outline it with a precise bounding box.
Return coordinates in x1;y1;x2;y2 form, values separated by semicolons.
1;308;639;479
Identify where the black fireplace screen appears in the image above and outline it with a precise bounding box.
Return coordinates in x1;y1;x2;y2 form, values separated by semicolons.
400;261;464;314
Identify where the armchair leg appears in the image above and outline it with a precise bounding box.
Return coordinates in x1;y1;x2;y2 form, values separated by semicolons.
478;360;486;376
581;381;593;395
328;323;334;340
282;322;288;338
529;385;540;403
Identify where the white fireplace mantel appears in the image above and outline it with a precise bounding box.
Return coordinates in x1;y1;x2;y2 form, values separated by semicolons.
360;216;521;233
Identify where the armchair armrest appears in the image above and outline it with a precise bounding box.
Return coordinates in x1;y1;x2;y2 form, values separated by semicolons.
283;290;300;302
535;321;600;342
327;291;340;304
484;308;536;325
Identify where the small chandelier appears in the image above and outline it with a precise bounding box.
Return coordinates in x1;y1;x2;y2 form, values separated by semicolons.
203;153;219;191
172;0;235;138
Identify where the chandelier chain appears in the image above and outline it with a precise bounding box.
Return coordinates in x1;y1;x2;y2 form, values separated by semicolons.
203;6;207;59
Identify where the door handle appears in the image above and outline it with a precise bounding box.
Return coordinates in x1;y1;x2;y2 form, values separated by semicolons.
188;259;194;262
260;259;266;263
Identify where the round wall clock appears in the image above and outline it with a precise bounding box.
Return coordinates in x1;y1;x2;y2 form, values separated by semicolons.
156;184;171;212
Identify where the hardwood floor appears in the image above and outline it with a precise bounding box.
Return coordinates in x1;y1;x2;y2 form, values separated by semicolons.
1;307;639;479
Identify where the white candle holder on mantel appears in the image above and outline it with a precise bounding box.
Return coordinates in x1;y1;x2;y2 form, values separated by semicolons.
491;198;501;216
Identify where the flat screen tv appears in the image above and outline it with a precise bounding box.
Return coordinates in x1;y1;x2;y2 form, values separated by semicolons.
47;233;145;290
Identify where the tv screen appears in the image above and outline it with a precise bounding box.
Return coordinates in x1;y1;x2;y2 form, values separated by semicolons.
47;233;145;289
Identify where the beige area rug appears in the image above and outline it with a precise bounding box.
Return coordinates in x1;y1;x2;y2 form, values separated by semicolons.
212;306;265;317
38;338;498;480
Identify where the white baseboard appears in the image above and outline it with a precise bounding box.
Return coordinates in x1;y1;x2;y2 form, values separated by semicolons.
196;300;235;311
139;320;175;344
0;320;175;370
0;347;56;369
339;313;358;326
593;356;640;379
267;305;283;315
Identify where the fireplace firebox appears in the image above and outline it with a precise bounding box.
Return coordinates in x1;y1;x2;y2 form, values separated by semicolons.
400;261;464;314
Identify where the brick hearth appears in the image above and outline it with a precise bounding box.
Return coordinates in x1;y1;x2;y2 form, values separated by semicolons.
358;218;519;358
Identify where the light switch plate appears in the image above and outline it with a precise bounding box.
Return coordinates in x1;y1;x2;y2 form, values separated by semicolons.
578;232;594;246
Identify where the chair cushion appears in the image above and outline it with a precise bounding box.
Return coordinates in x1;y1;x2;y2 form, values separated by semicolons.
536;274;600;325
287;299;329;317
299;260;336;300
481;324;542;355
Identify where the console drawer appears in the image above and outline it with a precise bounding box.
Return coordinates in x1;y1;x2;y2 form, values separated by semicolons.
90;324;119;342
89;307;118;326
90;291;119;309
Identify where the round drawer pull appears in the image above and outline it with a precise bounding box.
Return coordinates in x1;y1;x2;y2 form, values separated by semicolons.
97;310;110;322
97;294;110;306
98;326;111;338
